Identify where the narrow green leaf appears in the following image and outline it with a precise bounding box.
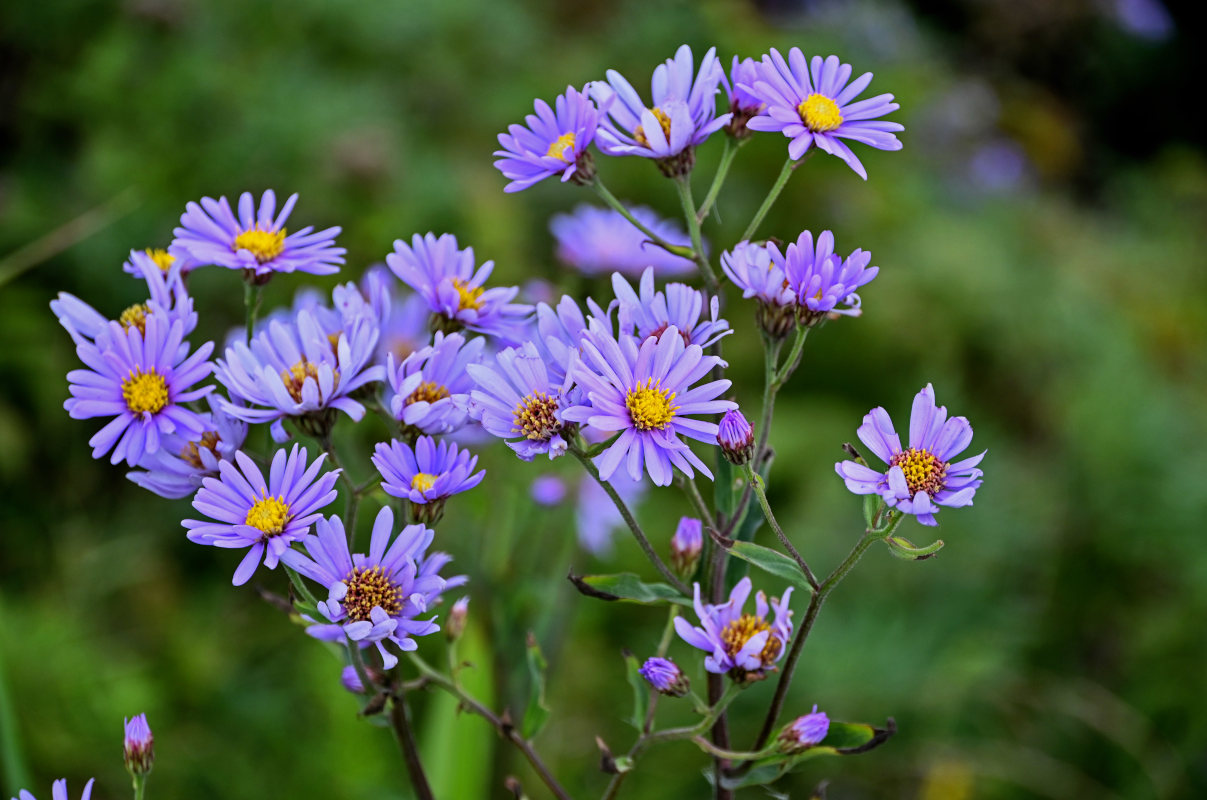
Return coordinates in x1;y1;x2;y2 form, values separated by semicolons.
727;541;813;593
863;494;880;530
622;651;649;730
520;632;550;739
568;572;690;605
885;536;945;560
721;720;896;789
714;457;737;517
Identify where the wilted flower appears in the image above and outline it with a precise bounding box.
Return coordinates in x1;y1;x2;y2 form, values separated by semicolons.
835;384;985;526
550;204;696;278
494;85;603;191
64;316;214;466
779;705;830;752
612;268;730;349
674;577;794;683
781;230;878;325
123;713;154;776
282;507;465;669
639;656;690;697
671;516;703;577
372;436;485;524
468;341;577;460
742;48;903;178
11;779;95;800
717;408;755;465
183;444;339;585
387;331;483;435
720;240;797;338
173;190;344;280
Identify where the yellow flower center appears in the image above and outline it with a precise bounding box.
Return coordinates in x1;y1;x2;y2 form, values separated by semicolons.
410;472;437;493
406;380;451;406
633;107;673;148
797;93;843;133
119;303;151;335
180;431;221;469
122;369;168;414
245;493;291;536
280;360;334;403
146;248;175;272
233;227;287;263
625;379;677;431
720;613;782;665
342;565;404;622
512;390;561;441
451;278;484;312
546;132;577;162
889;447;949;497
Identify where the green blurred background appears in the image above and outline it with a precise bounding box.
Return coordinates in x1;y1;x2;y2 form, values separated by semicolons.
3;0;1205;797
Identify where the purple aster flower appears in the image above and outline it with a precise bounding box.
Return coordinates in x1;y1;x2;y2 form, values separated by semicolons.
127;396;248;499
123;713;154;776
720;240;797;338
534;294;612;384
387;331;484;436
674;577;794;683
551;204;697;278
122;246;199;278
53;250;197;348
467;341;577;460
386;233;531;341
591;44;731;175
612;267;730;348
372;436;485;524
494;85;603;191
359;265;433;366
564;322;735;486
671;516;703;577
530;475;568;506
64;316;214;466
742;48;903;178
835;384;985;526
172;190;344;280
639;656;690;697
717;407;755;466
576;466;646;556
183;444;340;585
782;230;878;325
12;780;95;800
720;56;765;138
281;507;465;669
215;301;385;442
780;705;830;752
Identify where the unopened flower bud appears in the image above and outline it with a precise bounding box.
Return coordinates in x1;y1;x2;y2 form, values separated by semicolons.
123;714;154;777
638;657;690;697
717;408;755;465
671;517;703;577
446;595;470;642
778;705;830;753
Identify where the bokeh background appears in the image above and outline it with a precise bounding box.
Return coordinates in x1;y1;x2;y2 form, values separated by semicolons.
2;0;1205;797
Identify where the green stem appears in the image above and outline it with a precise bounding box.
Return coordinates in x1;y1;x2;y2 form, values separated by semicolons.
243;282;262;344
755;334;783;467
691;737;777;762
673;175;719;291
388;688;436;800
740;156;800;242
744;465;818;589
570;447;689;595
697;138;741;224
132;774;147;800
346;636;376;696
679;474;716;531
283;564;320;608
773;327;809;388
592;179;679;254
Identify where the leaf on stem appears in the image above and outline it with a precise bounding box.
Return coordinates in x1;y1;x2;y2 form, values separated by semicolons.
727;541;814;594
885;536;945;560
721;719;897;789
567;571;691;605
622;650;650;730
520;632;551;739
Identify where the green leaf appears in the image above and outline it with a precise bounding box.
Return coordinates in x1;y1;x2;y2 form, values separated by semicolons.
721;720;896;789
727;541;813;593
520;632;550;739
714;457;737;517
622;651;649;730
885;536;945;560
568;572;690;605
863;494;881;530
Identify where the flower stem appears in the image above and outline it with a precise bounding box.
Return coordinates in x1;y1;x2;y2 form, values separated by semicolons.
569;446;689;595
679;474;716;531
388;687;436;800
673;175;719;292
591;179;679;254
772;327;809;389
697;138;741;225
743;465;818;589
740;155;805;242
755;334;783;469
132;774;147;800
243;282;262;345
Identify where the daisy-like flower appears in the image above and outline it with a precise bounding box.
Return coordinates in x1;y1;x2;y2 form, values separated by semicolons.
387;331;484;436
281;507;465;669
127;396;248;499
372;436;485;524
674;577;794;683
612;267;731;348
720;56;765;138
494;85;603;192
65;316;213;467
563;322;735;486
467;341;577;460
362;265;432;366
534;294;613;384
122;246;198;278
835;384;985;526
782;230;878;326
721;240;797;338
12;779;95;800
386;233;531;341
216;303;385;441
173;190;344;280
183;444;339;585
551;204;697;278
591;44;731;175
53;249;197;348
741;48;903;178
779;706;830;753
